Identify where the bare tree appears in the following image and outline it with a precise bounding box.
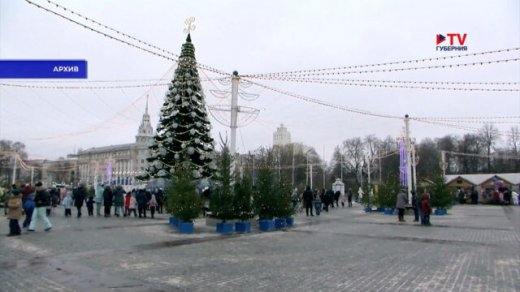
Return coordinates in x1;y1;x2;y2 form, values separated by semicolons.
342;137;365;186
480;123;500;172
509;126;519;156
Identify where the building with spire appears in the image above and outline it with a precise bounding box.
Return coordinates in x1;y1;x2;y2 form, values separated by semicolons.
71;97;154;190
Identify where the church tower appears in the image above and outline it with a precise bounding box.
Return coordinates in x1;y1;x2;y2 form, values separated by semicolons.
136;96;154;176
136;95;154;145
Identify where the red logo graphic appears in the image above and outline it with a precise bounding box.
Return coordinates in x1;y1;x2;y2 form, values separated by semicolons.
437;34;446;45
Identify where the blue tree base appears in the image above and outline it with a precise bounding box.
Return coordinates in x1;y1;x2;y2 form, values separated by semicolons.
235;221;251;232
286;217;294;226
258;219;274;231
178;222;194;233
274;218;287;229
434;209;447;215
384;208;394;215
365;207;372;213
216;222;233;234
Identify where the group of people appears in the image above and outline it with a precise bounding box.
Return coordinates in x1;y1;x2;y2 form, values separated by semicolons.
4;181;166;236
396;190;432;226
298;186;354;217
95;184;164;219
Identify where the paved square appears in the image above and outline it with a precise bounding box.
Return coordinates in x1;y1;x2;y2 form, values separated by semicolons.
1;204;519;292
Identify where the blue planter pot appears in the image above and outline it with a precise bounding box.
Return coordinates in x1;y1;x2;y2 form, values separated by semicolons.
178;221;194;233
286;217;295;226
376;207;385;212
169;216;175;225
384;208;394;215
171;217;180;227
258;219;274;231
216;222;233;234
364;207;372;213
275;218;287;229
235;221;251;233
434;209;447;215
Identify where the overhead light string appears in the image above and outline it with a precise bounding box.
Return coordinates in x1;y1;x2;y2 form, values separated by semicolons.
244;47;520;78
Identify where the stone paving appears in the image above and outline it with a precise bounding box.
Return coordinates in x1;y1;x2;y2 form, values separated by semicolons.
0;203;519;292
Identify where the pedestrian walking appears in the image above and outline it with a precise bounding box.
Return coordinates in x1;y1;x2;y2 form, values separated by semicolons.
313;196;322;216
103;185;113;217
302;186;314;216
327;189;335;209
128;193;137;217
291;188;299;208
62;192;72;217
334;191;340;207
396;189;407;222
156;188;164;214
347;188;353;207
74;183;86;218
136;189;148;218
113;185;125;217
420;193;432;226
340;191;346;207
457;188;465;204
412;190;419;222
124;192;131;217
28;182;52;232
22;194;35;228
471;188;478;204
320;190;328;212
87;196;95;216
21;184;33;204
148;195;158;219
7;189;22;236
95;183;104;216
513;191;519;205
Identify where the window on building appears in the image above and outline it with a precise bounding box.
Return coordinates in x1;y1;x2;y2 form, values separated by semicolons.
141;159;144;163
141;167;144;170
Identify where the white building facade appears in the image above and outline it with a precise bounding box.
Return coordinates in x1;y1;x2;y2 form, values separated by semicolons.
77;103;154;190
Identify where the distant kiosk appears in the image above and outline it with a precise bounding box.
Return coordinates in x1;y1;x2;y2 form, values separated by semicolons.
332;178;345;196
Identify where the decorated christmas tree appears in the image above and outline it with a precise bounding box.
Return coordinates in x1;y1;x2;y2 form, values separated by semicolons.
139;33;216;181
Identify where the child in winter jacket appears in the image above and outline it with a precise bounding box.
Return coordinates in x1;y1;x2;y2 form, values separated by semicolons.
23;193;35;228
124;193;131;217
7;189;23;236
148;195;158;219
86;196;95;216
128;194;137;217
62;193;72;217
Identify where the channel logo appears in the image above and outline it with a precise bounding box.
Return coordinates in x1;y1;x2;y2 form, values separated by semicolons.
436;34;446;45
436;33;467;51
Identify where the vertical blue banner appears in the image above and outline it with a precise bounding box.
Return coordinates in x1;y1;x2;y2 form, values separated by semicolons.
0;60;88;79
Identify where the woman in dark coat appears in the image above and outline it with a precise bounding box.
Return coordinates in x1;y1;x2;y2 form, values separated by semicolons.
103;186;113;217
420;193;432;226
136;189;148;218
113;185;125;217
74;184;87;218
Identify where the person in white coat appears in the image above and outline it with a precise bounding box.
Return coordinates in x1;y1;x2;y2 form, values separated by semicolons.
95;183;104;216
513;191;519;205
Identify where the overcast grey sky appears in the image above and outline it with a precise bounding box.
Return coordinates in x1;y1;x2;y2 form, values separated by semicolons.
0;0;519;163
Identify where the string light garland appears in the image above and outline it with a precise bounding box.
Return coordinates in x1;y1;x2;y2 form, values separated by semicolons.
413;116;519;121
245;58;520;78
411;118;515;137
244;77;519;86
0;80;216;90
246;80;514;137
25;0;228;76
244;79;403;120
244;77;519;92
245;47;520;77
443;150;520;160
